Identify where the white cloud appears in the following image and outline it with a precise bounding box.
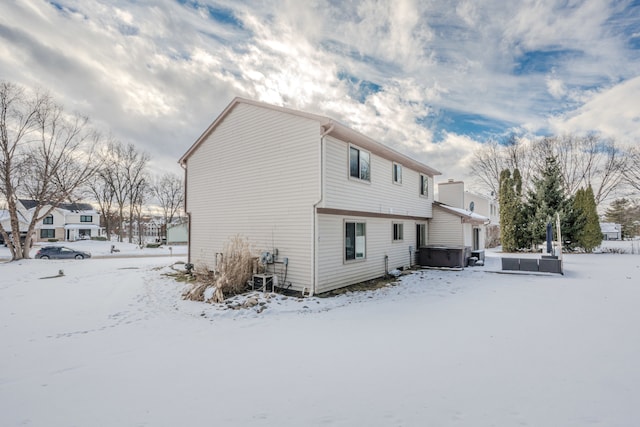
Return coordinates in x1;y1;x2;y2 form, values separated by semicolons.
549;76;640;143
0;0;638;186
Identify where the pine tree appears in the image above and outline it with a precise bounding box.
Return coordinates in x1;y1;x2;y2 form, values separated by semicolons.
574;186;602;252
605;198;640;239
524;156;573;249
511;168;528;249
499;168;526;252
499;169;516;252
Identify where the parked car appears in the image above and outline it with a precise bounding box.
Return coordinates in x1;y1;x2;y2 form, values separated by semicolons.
35;246;91;260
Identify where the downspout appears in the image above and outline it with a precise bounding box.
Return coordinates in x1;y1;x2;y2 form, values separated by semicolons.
179;160;191;265
311;122;334;297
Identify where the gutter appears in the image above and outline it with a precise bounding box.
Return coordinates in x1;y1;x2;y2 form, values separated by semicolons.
311;121;334;297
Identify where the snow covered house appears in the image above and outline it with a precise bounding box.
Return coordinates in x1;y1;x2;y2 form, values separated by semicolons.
0;203;32;245
20;200;103;242
179;98;441;295
600;222;622;240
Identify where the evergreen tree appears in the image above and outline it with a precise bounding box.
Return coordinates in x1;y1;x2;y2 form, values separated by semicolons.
499;169;516;252
511;168;528;249
524;156;574;249
499;168;526;252
573;186;602;252
605;198;640;239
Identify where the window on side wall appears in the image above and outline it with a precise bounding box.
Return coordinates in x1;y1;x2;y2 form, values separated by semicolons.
420;174;429;197
349;146;370;182
393;163;402;184
43;215;53;225
345;221;366;261
393;223;403;241
80;215;93;222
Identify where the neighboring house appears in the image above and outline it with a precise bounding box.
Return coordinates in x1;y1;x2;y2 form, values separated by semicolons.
437;179;498;248
600;222;622;240
0;203;32;245
20;200;103;242
179;97;441;295
124;215;164;243
166;220;188;245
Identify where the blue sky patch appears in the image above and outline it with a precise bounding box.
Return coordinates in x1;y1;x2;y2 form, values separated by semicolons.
48;1;80;16
514;48;584;75
337;71;383;103
422;109;514;142
176;0;243;29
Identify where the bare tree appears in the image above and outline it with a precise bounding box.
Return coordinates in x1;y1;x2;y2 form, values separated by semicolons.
124;147;149;244
87;149;117;238
470;139;504;196
624;145;640;195
530;134;626;205
0;81;103;260
131;179;148;245
472;132;626;207
151;172;184;240
97;141;149;242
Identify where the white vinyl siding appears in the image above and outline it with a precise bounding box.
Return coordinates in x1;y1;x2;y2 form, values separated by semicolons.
322;137;433;218
185;103;319;292
317;215;415;293
429;207;464;246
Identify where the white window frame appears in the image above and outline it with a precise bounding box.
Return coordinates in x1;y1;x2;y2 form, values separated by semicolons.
420;174;429;197
392;163;402;184
349;145;371;182
345;221;366;261
393;223;404;242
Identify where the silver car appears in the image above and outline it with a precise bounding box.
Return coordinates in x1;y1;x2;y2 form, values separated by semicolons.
35;246;91;260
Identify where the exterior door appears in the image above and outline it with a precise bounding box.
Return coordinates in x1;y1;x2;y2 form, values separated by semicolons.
473;227;480;250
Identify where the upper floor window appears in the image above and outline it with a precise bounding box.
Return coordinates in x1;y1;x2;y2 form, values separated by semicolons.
420;174;429;197
349;146;370;181
43;215;53;225
393;163;402;184
393;223;404;241
80;215;93;222
345;221;366;261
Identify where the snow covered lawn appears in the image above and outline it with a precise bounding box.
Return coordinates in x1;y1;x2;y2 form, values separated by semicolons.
1;245;639;426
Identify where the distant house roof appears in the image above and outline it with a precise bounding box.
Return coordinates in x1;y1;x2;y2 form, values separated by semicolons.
179;97;441;177
600;222;621;233
19;199;96;212
434;202;490;225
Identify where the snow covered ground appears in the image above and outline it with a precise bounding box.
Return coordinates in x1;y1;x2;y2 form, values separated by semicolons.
1;241;639;426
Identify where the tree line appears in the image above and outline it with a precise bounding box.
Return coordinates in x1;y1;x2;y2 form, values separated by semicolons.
498;157;602;253
473;132;640;252
0;81;184;261
471;133;636;207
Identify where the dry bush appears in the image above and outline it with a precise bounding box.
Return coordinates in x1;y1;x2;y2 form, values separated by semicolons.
183;235;254;303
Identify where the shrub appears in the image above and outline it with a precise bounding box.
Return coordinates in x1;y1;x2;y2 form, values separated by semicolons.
47;239;58;242
183;235;254;303
91;236;108;241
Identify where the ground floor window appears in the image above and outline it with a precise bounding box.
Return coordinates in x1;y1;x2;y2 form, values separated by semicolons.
393;223;403;241
345;221;366;260
40;229;55;239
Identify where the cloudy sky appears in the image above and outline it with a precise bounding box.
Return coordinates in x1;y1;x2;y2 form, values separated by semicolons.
1;0;639;186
